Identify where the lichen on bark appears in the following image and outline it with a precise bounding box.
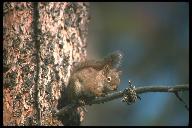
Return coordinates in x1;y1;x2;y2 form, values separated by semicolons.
3;2;90;126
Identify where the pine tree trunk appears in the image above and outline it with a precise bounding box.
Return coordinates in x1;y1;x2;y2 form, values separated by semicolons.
3;2;89;126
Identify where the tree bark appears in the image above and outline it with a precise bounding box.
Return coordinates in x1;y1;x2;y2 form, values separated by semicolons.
3;2;89;126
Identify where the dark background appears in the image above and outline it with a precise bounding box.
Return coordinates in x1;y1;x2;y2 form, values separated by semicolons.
82;2;189;126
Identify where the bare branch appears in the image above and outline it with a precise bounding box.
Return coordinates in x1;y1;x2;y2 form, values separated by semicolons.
92;84;189;104
174;92;189;111
56;84;189;117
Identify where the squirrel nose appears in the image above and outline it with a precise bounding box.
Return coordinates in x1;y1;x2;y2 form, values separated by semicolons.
113;87;117;90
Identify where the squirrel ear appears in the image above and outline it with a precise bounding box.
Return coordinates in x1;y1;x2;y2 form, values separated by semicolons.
102;65;110;76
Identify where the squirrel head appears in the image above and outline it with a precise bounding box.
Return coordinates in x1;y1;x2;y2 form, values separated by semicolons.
100;65;122;93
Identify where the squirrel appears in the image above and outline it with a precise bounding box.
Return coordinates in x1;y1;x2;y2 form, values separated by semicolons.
57;51;122;125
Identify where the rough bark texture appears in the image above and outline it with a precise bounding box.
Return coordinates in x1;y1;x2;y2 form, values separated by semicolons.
3;2;89;126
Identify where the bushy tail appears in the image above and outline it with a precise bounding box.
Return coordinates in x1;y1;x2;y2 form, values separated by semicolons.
71;51;123;75
103;50;123;69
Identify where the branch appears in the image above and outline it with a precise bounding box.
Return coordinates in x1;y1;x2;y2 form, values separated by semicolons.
174;92;189;111
55;84;189;117
92;84;189;104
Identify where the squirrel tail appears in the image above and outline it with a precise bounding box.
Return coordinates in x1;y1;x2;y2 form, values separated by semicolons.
103;50;123;68
71;51;123;75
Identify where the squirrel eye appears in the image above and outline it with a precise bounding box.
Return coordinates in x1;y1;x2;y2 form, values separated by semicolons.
107;77;111;82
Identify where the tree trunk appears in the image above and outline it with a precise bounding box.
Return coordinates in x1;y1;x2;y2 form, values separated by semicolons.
3;2;89;126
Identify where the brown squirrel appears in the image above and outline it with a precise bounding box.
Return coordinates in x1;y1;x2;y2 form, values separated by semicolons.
57;51;122;125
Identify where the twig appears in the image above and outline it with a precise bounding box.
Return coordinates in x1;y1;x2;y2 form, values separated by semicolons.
92;84;189;104
56;84;189;116
55;104;76;117
174;92;189;111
